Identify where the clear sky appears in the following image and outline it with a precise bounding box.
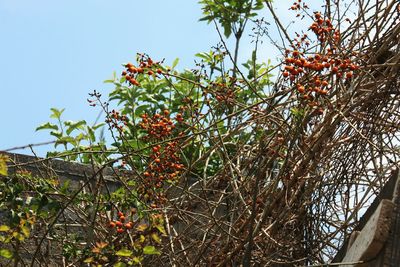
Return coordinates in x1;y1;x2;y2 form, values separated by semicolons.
0;0;321;157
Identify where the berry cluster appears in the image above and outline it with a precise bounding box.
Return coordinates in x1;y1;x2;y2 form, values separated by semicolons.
213;82;235;103
122;55;165;87
105;109;128;132
282;11;360;113
138;110;185;202
309;12;339;43
108;211;134;234
202;79;237;104
290;0;308;11
139;110;176;140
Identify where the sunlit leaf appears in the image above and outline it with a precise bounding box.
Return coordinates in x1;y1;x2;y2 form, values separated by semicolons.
151;233;161;243
115;248;133;257
49;108;65;119
20;226;30;238
0;155;8;176
84;257;94;263
114;262;127;267
0;225;10;232
35;122;58;132
136;224;148;232
0;249;13;259
172;58;180;69
143;246;160;255
65;120;87;135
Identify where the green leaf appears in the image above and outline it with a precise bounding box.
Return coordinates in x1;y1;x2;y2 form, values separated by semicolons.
195;52;213;62
0;249;13;259
84;257;94;263
36;122;59;131
132;257;142;264
50;131;63;139
0;225;10;232
0;155;9;176
115;248;133;257
12;231;25;241
21;226;30;238
143;246;160;255
65;120;87;135
151;233;161;243
114;262;127;267
172;58;179;69
50;108;65;119
93;122;105;130
222;22;232;38
155;224;167;235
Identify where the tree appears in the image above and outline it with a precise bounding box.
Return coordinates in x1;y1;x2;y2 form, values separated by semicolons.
1;0;400;266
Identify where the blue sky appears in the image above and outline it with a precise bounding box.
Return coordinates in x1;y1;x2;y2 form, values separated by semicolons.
0;0;321;157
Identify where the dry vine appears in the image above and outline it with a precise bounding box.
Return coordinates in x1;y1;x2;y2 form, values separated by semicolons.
1;0;399;266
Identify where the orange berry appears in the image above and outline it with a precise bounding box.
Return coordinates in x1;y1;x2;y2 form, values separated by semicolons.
117;211;124;217
349;64;358;71
295;59;303;66
297;86;305;94
346;72;353;79
285;65;294;71
283;71;290;77
320;89;328;95
109;221;116;228
124;222;133;229
115;221;123;227
285;57;294;64
130;78;140;86
148;70;154;75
